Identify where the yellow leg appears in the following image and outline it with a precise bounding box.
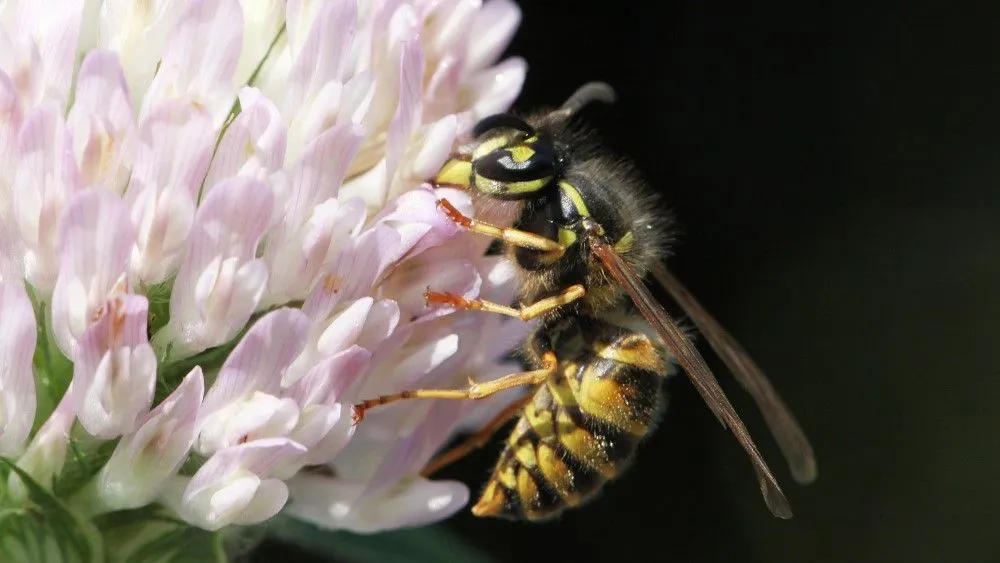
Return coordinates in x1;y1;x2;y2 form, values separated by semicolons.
437;198;565;258
425;285;586;321
352;352;557;424
420;393;534;477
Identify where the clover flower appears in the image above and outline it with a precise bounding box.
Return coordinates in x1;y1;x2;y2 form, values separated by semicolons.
0;0;526;558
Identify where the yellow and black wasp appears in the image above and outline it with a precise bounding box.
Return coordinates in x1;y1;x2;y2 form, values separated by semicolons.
353;83;817;520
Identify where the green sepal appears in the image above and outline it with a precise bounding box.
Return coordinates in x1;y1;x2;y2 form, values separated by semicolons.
0;457;104;563
95;506;224;563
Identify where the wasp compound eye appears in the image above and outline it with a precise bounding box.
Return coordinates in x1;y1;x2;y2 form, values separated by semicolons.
471;136;559;200
473;113;535;138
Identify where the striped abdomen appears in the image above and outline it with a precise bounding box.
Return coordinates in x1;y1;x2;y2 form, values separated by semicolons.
473;327;667;520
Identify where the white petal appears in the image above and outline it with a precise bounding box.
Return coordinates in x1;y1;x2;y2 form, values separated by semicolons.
97;367;204;510
98;0;187;104
465;0;521;72
233;0;285;86
287;475;468;534
139;0;245;127
0;281;36;456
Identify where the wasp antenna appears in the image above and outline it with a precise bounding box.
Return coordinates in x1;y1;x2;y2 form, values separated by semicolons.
555;82;617;120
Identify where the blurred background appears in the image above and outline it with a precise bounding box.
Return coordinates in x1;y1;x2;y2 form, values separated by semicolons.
255;1;1000;561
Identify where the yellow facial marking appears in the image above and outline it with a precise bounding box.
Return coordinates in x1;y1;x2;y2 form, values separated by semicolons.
507;145;536;164
472;135;513;160
558;227;578;247
559;180;590;217
614;230;635;253
435;158;472;187
473;176;552;196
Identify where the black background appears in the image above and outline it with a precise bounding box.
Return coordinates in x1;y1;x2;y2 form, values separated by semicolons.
258;1;1000;561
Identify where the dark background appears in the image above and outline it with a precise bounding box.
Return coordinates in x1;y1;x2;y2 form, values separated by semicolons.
257;1;1000;562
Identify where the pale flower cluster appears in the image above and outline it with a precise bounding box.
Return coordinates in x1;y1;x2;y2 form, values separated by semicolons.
0;0;528;539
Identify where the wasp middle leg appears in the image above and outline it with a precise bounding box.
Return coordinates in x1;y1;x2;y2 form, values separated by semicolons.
425;285;585;321
352;352;557;424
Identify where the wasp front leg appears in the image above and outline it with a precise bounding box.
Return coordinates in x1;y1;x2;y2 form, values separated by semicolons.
425;285;586;321
436;198;566;261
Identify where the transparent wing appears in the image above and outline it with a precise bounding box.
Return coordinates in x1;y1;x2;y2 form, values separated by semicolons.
651;264;817;485
589;239;793;518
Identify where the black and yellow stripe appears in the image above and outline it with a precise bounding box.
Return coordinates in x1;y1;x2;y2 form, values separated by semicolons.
472;317;667;521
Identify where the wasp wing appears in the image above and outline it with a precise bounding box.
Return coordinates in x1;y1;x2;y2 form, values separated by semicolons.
650;264;817;485
589;240;793;519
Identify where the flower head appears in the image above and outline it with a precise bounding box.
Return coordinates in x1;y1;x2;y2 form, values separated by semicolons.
0;0;527;553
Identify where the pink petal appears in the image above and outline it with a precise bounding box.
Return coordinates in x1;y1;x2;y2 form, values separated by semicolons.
0;281;37;456
200;308;310;416
51;189;134;359
11;0;84;103
13;102;81;294
204;87;287;191
0;70;23;188
185;437;306;500
284;0;357;112
383;37;424;197
74;294;157;438
283;123;365;232
286;345;372;406
263;196;366;307
128;101;214;283
164;176;273;356
66;49;134;192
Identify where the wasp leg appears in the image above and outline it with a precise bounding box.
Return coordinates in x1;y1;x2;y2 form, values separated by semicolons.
437;198;565;259
425;285;586;321
420;393;534;477
352;352;557;424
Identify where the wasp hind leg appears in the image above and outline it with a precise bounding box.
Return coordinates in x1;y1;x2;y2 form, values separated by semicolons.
420;393;534;477
425;285;585;321
351;352;557;424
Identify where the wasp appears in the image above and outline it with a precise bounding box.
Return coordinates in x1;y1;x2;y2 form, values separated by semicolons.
352;83;817;520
